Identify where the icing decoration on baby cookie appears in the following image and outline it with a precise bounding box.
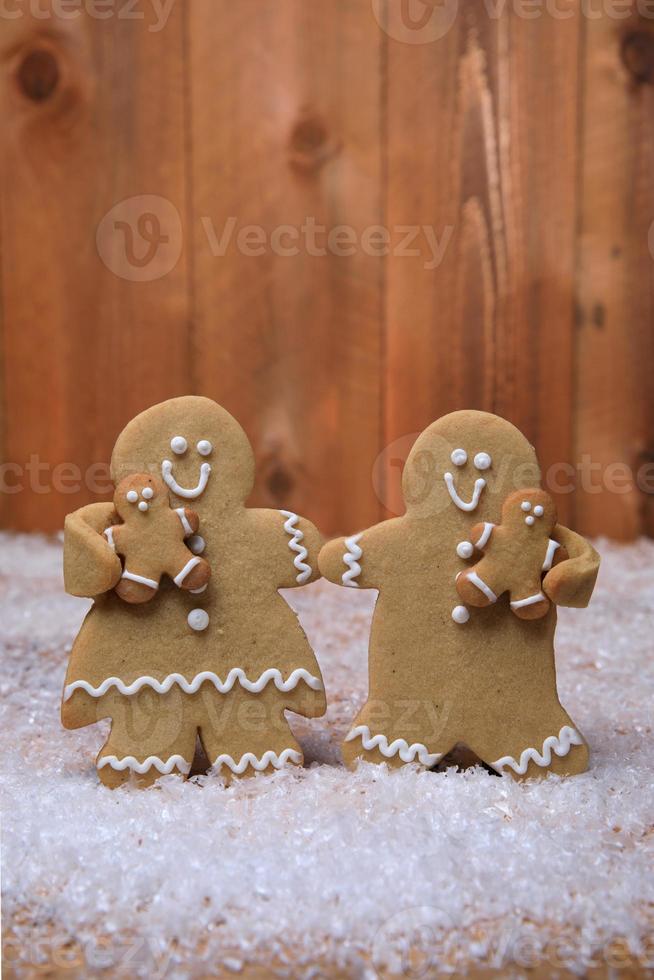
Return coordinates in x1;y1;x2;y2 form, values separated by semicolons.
212;747;303;774
162;458;211;499
443;472;486;512
63;667;324;701
342;533;363;587
451;605;470;624
491;726;584;776
542;539;560;571
451;448;468;466
345;725;443;767
279;511;312;584
456;541;474;559
175;508;194;536
473;452;492;470
188;608;210;631
197;440;212;456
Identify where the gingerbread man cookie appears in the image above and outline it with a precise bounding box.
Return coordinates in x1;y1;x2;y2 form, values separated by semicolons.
62;397;326;787
455;488;568;620
107;473;211;604
319;410;600;780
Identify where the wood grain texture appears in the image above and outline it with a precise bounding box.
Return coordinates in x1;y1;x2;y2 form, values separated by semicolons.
0;3;190;531
383;3;581;526
575;7;654;539
1;2;653;540
188;0;383;535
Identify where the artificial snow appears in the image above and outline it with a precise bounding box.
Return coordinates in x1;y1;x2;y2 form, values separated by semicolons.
1;533;653;977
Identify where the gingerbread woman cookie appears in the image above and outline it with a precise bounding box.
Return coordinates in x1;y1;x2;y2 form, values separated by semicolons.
319;410;600;780
455;488;568;620
62;397;326;787
107;473;211;604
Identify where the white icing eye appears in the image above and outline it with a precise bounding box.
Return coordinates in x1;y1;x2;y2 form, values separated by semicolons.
138;501;149;512
521;501;532;512
534;504;544;517
141;487;154;500
525;515;535;526
452;605;470;624
451;448;467;467
474;452;492;471
171;436;187;455
126;490;138;503
456;541;474;559
197;440;213;457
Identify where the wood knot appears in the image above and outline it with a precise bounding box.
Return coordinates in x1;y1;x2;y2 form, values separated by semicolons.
621;31;654;84
288;111;340;174
16;46;60;102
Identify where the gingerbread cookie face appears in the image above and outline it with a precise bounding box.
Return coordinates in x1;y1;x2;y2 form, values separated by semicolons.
456;488;567;620
319;410;600;781
62;397;326;787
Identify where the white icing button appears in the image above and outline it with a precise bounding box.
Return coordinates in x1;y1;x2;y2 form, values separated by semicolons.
197;440;213;457
534;505;544;517
456;541;474;559
171;436;187;455
473;452;492;471
451;448;467;466
142;486;154;500
138;501;149;512
521;501;531;512
188;609;209;632
452;605;470;624
525;515;535;526
188;535;205;555
126;490;138;503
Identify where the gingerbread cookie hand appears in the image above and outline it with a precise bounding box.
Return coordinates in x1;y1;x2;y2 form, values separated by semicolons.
64;502;123;598
106;473;211;604
455;488;568;620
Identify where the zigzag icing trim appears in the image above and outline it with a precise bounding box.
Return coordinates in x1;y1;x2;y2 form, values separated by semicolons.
345;725;442;767
212;748;303;774
98;754;191;775
64;667;323;702
279;511;312;584
342;533;363;587
491;725;584;775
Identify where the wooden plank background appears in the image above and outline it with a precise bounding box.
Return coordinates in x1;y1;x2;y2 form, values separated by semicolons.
1;0;653;539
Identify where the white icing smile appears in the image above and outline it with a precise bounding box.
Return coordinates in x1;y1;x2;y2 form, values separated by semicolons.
161;459;211;499
443;472;486;512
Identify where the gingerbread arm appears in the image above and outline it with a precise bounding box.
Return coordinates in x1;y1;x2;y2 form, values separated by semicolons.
319;519;401;590
63;502;122;598
173;506;199;537
542;525;600;608
277;511;323;588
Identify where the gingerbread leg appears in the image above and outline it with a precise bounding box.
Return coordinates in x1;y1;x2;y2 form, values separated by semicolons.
194;686;303;782
341;700;455;771
509;586;551;621
467;710;589;782
115;569;159;604
96;688;196;788
170;554;211;594
455;568;499;609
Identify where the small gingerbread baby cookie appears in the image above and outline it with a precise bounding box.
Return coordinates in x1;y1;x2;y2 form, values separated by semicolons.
455;488;568;620
106;474;211;604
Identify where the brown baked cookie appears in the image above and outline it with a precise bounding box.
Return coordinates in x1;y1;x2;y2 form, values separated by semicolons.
319;410;600;781
455;488;568;620
62;397;326;788
107;473;211;604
